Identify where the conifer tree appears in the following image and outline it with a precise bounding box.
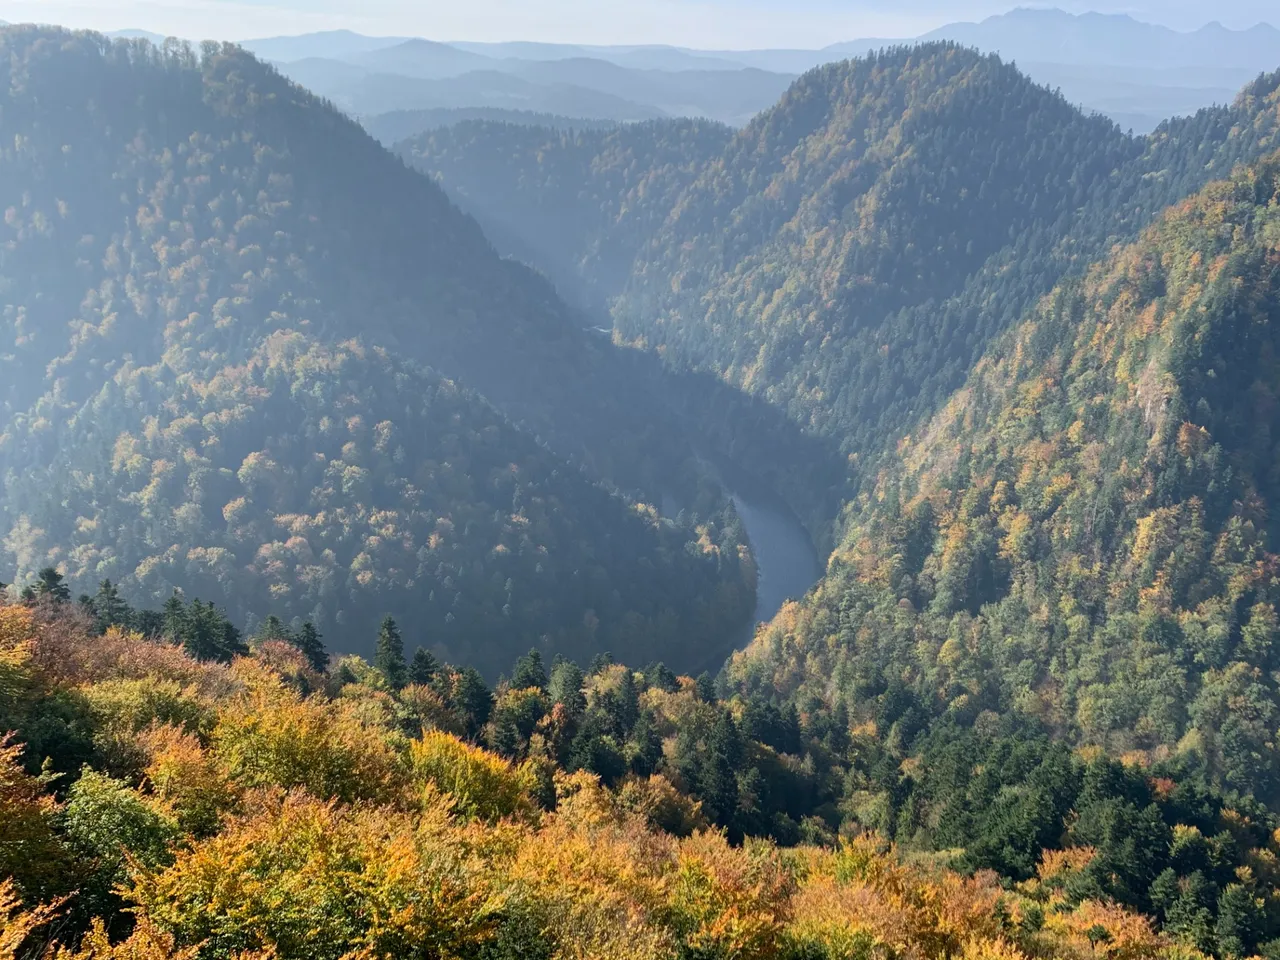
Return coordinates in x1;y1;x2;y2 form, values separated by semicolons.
257;615;291;645
293;621;328;673
35;567;70;604
701;711;742;832
409;647;440;686
453;667;493;738
548;659;586;717
375;616;408;690
511;648;548;691
91;580;131;634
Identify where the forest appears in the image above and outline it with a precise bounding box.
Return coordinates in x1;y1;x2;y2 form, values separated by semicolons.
6;19;1280;960
406;44;1280;525
2;588;1265;960
0;27;755;675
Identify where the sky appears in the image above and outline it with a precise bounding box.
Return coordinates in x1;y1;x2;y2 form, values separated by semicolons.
0;0;1274;49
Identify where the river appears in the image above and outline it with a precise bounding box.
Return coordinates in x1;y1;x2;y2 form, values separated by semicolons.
685;465;824;676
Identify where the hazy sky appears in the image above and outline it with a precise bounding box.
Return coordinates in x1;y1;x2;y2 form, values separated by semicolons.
0;0;1273;48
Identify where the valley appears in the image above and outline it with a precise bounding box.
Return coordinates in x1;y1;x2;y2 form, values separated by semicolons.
4;10;1280;960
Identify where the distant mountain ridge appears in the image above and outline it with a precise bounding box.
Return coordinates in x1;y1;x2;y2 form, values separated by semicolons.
243;8;1280;137
364;107;617;144
58;9;1280;138
914;8;1280;69
240;28;411;62
405;45;1280;533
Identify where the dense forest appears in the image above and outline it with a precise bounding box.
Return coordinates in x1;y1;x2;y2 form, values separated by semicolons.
405;44;1280;527
364;107;619;145
400;118;733;313
4;592;1265;960
721;149;1280;949
10;21;1280;960
0;28;755;672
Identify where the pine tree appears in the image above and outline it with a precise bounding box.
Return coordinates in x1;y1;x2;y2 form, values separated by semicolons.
644;661;679;692
616;669;639;733
487;711;521;759
627;709;663;777
511;648;548;691
173;598;246;664
35;567;70;604
375;616;408;690
1216;883;1265;958
293;621;328;673
701;711;742;832
257;615;291;645
695;672;716;703
162;593;186;639
91;580;131;634
409;647;439;686
453;667;493;738
548;659;586;717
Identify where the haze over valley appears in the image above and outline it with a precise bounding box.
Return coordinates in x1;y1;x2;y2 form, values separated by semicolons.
5;5;1280;959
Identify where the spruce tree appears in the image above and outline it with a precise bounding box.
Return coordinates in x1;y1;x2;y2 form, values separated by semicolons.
91;580;131;634
293;621;328;673
548;659;586;717
695;671;716;703
257;615;291;645
409;647;439;686
453;667;493;738
511;648;548;691
35;567;70;604
701;711;742;832
375;616;408;689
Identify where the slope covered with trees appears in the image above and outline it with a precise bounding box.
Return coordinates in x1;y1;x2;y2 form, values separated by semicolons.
406;45;1280;529
5;334;753;672
720;152;1280;942
0;27;755;670
0;594;1253;960
400;118;733;312
619;46;1280;476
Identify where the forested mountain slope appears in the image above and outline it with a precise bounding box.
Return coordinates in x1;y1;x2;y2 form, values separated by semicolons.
0;28;754;670
400;118;733;312
613;45;1280;472
406;45;1280;530
1;599;1214;960
728;152;1280;874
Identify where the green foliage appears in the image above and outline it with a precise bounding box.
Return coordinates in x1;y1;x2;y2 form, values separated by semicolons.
406;47;1280;530
400;118;732;315
162;597;246;666
410;730;537;822
375;617;408;691
61;769;178;917
0;27;755;678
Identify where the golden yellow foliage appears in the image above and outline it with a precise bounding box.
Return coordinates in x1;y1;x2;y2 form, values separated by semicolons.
212;669;408;806
669;832;793;960
615;774;708;837
0;604;36;651
139;724;240;837
0;736;71;901
0;880;61;960
410;730;536;822
1040;899;1171;960
130;790;500;960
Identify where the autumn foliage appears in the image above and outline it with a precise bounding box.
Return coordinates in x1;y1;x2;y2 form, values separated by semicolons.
0;601;1209;960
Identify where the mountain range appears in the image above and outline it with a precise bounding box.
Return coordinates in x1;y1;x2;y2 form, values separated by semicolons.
0;26;756;675
220;8;1280;135
7;16;1280;958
